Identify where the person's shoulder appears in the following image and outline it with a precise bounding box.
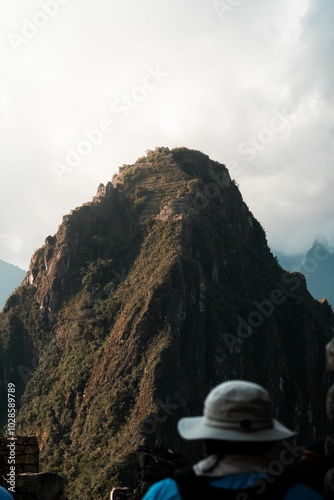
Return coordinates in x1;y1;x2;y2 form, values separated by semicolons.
0;487;14;500
142;477;181;500
283;484;324;500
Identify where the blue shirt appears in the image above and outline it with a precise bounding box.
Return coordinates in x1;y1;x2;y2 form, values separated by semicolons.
0;487;14;500
142;473;324;500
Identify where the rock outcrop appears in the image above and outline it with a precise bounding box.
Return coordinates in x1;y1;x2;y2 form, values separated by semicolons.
14;472;67;500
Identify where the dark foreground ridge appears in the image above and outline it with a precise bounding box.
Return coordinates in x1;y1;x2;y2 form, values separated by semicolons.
0;147;333;498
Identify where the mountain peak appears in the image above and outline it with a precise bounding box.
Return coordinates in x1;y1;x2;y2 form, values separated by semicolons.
108;146;233;222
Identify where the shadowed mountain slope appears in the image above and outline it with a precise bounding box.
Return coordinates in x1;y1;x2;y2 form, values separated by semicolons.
0;147;333;498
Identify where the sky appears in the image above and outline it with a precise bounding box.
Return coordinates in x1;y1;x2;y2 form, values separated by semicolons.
0;0;333;270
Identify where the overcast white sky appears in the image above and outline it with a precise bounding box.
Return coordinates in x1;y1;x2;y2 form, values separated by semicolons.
0;0;333;270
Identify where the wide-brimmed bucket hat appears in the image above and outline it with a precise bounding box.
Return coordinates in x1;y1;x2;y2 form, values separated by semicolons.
177;380;296;442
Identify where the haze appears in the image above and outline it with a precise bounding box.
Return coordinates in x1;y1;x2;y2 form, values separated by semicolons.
1;0;333;270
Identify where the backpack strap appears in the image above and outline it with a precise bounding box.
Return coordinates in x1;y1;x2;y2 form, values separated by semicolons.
173;468;298;500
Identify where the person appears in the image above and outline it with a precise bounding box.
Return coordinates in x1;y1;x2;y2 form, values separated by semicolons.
142;380;324;499
0;486;13;500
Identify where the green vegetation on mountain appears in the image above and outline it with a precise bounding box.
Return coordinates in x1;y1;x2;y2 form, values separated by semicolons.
0;147;333;498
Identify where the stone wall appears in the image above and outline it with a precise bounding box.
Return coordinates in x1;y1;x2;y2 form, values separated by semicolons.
0;436;39;487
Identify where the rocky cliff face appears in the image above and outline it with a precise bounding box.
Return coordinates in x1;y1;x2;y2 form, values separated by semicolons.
0;147;333;498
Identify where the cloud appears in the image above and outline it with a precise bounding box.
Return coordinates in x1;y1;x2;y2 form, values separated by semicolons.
0;0;333;268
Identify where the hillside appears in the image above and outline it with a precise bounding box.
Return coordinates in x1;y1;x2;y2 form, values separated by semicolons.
0;147;333;499
0;260;26;310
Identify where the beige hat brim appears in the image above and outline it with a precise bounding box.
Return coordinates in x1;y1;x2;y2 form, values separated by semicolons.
177;416;296;442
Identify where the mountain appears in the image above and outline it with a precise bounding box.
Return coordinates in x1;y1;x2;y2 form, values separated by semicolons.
0;259;26;310
304;243;334;306
273;250;305;274
275;243;334;307
0;147;333;499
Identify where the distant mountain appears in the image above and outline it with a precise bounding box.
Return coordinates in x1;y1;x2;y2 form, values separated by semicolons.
0;259;26;310
275;243;334;307
0;147;333;498
304;243;334;306
273;250;305;273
